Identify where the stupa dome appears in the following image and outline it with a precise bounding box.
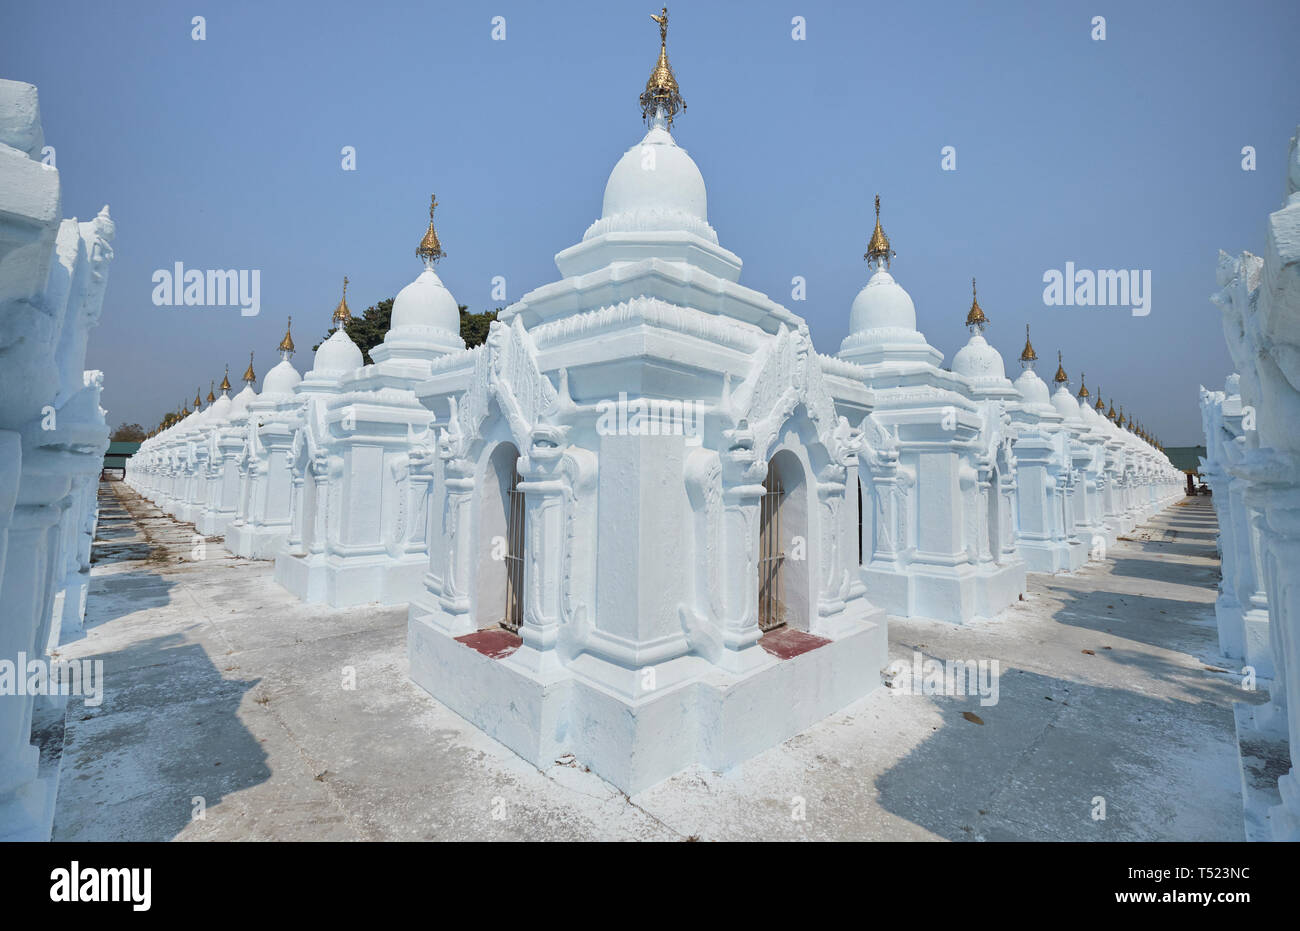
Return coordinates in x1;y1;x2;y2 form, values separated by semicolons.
262;359;301;396
952;332;1006;381
1014;368;1051;408
391;268;460;334
312;327;363;375
849;269;917;332
228;384;257;417
599;121;706;225
206;393;232;423
1052;384;1081;422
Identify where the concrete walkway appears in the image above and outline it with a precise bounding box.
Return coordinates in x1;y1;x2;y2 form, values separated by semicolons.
50;485;1252;840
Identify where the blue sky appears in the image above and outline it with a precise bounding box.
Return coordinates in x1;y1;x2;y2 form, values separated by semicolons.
4;0;1297;442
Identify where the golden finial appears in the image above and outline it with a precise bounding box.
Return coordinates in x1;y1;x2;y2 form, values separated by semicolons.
278;316;295;355
332;275;352;324
965;277;987;330
1019;323;1038;366
181;399;189;416
194;388;203;409
1106;398;1115;420
1053;350;1068;384
416;195;445;265
1077;371;1089;399
1116;406;1125;428
865;194;894;269
243;351;256;384
1094;388;1105;412
220;365;231;393
207;381;215;404
640;7;686;129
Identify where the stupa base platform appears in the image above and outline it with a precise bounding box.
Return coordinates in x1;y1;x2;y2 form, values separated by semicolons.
0;761;57;843
407;602;889;795
196;510;234;537
1232;702;1293;841
273;551;329;603
974;558;1027;617
317;552;428;608
1018;540;1076;574
863;560;1024;624
224;522;289;560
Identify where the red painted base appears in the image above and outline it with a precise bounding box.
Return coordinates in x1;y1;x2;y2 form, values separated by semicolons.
455;628;522;659
759;627;832;660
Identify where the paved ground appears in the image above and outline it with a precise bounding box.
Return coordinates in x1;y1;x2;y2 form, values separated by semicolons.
49;484;1255;841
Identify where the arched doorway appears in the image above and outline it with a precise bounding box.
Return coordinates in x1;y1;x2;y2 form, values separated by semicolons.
857;477;863;565
986;465;1000;563
758;449;810;632
477;442;525;632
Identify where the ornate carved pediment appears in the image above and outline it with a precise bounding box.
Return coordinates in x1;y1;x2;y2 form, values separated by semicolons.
720;324;860;478
443;316;563;468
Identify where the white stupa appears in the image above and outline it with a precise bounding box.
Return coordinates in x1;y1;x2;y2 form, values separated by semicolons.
226;319;302;558
839;203;1024;622
275;278;365;601
404;9;887;793
311;202;450;607
950;281;1027;600
1005;330;1076;572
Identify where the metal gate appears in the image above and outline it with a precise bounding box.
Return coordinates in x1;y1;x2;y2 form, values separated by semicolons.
502;463;525;632
758;467;786;632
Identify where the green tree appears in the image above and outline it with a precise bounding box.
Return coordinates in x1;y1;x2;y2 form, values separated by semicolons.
314;298;500;364
458;305;498;348
111;423;147;442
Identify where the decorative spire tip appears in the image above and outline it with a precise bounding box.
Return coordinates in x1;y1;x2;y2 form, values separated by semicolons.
865;194;894;269
640;7;686;129
416;195;445;265
965;276;987;330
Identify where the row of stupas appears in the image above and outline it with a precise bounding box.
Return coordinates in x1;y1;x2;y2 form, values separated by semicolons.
1199;127;1300;842
0;80;116;840
124;9;1182;793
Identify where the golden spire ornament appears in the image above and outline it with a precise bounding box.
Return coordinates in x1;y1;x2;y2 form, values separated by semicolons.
965;277;987;331
194;388;203;410
1019;323;1038;368
1095;388;1105;412
1106;398;1115;420
1053;351;1068;384
278;316;295;355
220;365;231;393
332;275;352;325
1077;372;1089;399
865;194;894;269
243;351;256;384
640;7;686;129
207;381;215;404
416;195;445;265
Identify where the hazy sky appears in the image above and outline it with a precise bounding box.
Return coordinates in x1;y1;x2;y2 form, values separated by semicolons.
4;0;1298;442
